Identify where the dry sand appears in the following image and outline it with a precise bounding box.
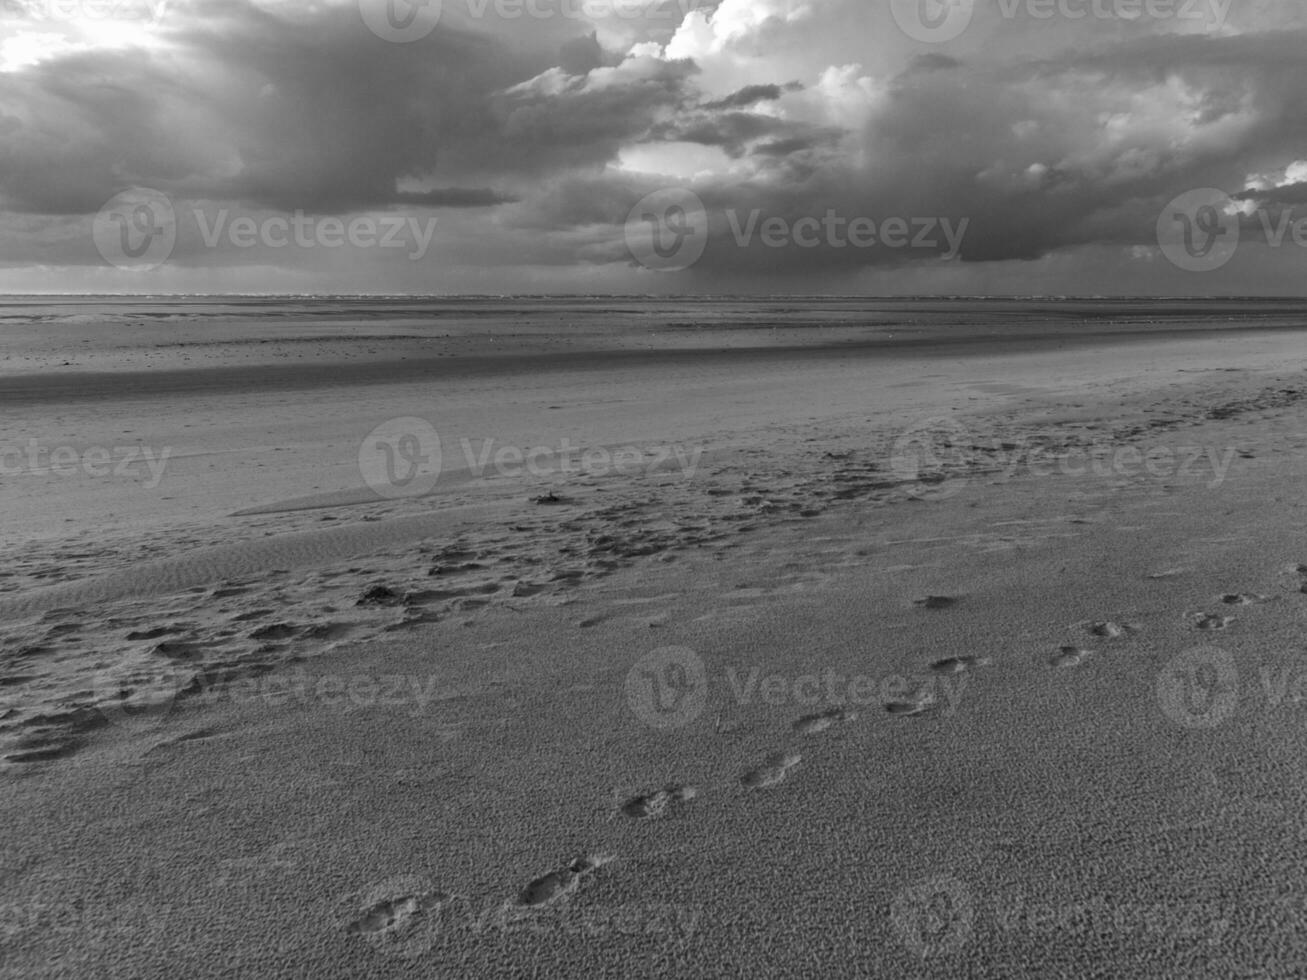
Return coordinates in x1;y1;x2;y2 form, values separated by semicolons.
4;300;1307;976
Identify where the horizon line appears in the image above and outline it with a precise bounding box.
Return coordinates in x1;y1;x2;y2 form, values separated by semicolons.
4;293;1307;302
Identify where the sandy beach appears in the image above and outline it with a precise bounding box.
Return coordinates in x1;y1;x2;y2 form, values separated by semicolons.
10;0;1307;971
4;299;1307;976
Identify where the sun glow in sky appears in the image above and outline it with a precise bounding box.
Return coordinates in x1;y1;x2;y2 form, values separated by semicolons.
0;1;168;71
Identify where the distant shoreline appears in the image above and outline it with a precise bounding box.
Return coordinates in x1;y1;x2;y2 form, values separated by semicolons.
5;294;1307;303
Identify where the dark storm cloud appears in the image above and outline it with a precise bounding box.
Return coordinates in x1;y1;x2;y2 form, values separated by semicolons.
647;111;787;156
0;0;610;215
751;137;819;157
582;25;1307;280
702;82;799;110
5;0;1307;292
558;31;605;75
496;55;699;156
395;188;519;207
903;53;963;73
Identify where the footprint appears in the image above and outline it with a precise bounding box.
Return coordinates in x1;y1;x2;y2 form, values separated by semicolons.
620;785;697;819
792;707;856;735
249;623;299;641
151;639;208;661
1049;646;1090;669
1194;613;1233;631
913;595;958;610
346;889;448;936
1221;593;1270;606
125;625;186;640
357;585;405;607
532;492;573;506
740;751;802;789
884;691;936;716
1084;621;1129;639
518;856;606;907
930;655;990;675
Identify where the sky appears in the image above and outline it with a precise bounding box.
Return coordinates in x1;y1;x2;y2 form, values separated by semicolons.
2;0;1307;295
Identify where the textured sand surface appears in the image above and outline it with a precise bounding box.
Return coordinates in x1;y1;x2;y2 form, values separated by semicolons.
4;300;1307;976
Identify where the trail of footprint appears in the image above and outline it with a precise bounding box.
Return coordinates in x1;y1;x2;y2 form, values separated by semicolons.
518;856;607;907
792;707;856;735
620;785;697;819
1049;646;1090;669
740;751;802;789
